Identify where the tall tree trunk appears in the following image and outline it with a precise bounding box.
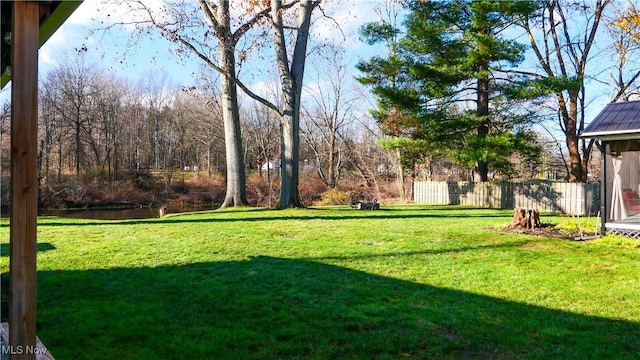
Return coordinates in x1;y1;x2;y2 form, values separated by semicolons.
328;130;337;188
396;147;405;203
271;0;318;208
219;70;249;207
475;74;490;182
207;142;212;176
75;111;81;177
57;138;62;181
278;96;301;207
218;1;248;207
566;89;582;182
475;13;490;183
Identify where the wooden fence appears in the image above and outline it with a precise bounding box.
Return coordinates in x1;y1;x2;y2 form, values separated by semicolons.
413;181;600;215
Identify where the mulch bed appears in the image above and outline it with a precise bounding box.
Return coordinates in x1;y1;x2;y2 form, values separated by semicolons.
502;224;598;241
507;225;574;239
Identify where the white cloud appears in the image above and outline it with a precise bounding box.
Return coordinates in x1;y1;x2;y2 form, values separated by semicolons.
37;0;172;72
39;48;56;68
64;0;106;26
39;22;85;69
242;78;282;104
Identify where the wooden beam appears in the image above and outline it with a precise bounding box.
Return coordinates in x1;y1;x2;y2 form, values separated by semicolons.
2;1;84;89
10;1;40;359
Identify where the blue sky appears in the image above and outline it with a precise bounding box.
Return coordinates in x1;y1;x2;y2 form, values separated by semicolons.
0;0;631;129
39;1;382;86
1;0;386;103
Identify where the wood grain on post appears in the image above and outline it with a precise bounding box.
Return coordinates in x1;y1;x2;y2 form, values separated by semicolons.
10;1;40;359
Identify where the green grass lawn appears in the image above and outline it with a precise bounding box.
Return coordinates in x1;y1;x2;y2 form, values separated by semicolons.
1;206;639;359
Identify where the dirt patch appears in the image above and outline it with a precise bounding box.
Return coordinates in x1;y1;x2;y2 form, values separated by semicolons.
501;224;584;240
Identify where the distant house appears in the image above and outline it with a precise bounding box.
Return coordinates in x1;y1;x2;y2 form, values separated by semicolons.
261;159;316;173
581;100;640;238
261;160;280;172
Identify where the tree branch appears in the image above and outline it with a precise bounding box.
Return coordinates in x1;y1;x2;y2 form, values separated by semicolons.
198;0;220;29
232;1;298;45
168;30;282;115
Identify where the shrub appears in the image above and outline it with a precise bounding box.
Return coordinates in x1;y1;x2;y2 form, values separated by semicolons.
299;176;326;205
172;182;190;195
315;188;351;206
246;173;278;207
134;172;160;192
80;167;110;183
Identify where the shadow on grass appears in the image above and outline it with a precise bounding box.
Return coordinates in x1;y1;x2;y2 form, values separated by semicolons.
0;242;56;257
34;256;638;360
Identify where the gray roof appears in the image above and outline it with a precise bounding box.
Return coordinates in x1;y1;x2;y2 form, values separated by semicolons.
580;101;640;140
581;100;640;140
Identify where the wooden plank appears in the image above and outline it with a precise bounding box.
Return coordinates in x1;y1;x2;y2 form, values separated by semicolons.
10;2;40;359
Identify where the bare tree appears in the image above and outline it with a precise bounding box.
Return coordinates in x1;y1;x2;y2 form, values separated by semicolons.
181;86;225;176
0;100;9;199
242;102;280;207
107;0;287;206
269;0;321;207
243;103;280;178
135;72;175;171
38;79;60;185
94;0;321;207
520;0;612;182
120;88;147;173
350;120;390;202
92;73;128;186
43;56;99;178
603;1;640;102
37;59;228;193
301;49;356;188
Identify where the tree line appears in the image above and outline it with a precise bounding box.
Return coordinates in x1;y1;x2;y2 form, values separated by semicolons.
0;55;404;207
0;50;569;209
357;0;640;185
3;0;639;209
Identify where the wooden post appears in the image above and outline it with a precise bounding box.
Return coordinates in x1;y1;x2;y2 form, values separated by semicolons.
600;142;607;235
10;1;40;359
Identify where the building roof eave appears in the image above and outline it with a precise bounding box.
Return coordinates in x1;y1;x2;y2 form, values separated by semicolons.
581;130;640;141
1;1;83;89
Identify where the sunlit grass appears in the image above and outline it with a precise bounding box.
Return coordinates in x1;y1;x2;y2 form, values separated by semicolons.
0;205;639;359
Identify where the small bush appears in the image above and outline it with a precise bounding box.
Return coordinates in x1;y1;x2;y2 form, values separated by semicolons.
592;235;640;249
246;173;278;207
299;176;327;205
556;214;600;236
172;183;190;195
187;173;226;204
134;173;160;192
80;167;110;182
315;188;351;206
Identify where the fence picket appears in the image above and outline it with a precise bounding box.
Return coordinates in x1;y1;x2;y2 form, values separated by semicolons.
413;181;600;215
